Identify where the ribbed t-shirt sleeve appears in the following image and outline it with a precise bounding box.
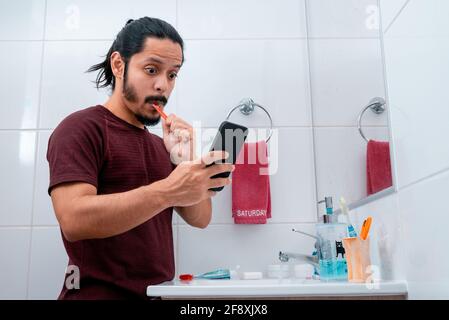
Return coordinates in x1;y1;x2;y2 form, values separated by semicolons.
47;113;104;195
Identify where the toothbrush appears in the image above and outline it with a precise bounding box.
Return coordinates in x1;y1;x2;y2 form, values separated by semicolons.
360;216;373;240
339;197;357;237
152;103;168;120
179;269;231;281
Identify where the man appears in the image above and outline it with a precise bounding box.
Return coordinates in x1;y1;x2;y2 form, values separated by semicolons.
47;17;233;300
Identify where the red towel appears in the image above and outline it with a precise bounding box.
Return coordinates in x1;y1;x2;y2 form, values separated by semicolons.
232;141;271;224
366;140;393;196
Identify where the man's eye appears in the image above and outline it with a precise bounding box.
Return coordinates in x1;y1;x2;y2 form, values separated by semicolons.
169;72;178;79
145;67;157;74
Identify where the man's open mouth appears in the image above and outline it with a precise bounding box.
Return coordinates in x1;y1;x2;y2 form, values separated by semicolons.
149;101;165;106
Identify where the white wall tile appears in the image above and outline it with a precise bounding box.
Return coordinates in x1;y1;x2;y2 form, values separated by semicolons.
379;0;409;33
33;131;58;226
406;282;449;300
177;39;311;127
177;223;317;277
0;228;31;299
173;224;179;276
306;0;380;38
309;39;386;126
178;0;306;39
27;227;68;299
0;132;36;226
148;128;163;139
39;40;178;129
384;36;449;188
270;128;317;223
383;0;449;37
39;41;111;128
398;170;449;299
0;42;42;129
314;127;390;206
45;0;176;40
0;0;45;40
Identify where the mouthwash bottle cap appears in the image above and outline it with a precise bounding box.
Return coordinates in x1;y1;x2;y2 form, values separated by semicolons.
318;197;334;223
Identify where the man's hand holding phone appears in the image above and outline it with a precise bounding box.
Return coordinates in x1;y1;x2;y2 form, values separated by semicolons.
160;151;234;207
206;121;248;191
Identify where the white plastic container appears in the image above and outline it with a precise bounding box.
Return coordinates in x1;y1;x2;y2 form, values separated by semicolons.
267;264;290;278
293;264;314;279
241;271;263;280
230;269;263;280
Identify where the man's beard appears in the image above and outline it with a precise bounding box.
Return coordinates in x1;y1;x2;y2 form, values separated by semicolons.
122;70;167;127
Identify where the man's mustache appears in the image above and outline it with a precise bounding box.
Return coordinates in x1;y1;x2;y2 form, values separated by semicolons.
144;96;168;106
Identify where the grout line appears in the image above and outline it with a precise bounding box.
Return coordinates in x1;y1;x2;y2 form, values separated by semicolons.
175;0;179;30
0;39;113;42
0;226;34;230
0;128;54;131
304;0;320;221
378;0;399;194
0;36;383;43
0;39;45;42
383;0;411;35
175;0;180;276
184;37;308;41
28;39;114;42
0;125;388;131
25;0;48;300
183;36;381;40
305;36;380;40
398;166;449;192
0;225;59;229
153;125;388;130
176;221;318;227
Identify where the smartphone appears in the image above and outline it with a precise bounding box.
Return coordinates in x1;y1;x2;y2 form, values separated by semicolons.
206;120;249;191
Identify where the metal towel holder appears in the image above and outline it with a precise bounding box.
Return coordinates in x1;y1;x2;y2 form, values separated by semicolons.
225;98;273;142
357;97;387;143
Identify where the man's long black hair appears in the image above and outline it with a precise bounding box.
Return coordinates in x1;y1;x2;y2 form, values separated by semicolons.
88;17;184;91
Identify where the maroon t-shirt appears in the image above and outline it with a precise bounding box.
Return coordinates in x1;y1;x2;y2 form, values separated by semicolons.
47;105;175;300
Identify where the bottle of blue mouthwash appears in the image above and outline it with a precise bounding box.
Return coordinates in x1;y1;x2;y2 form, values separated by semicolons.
316;197;348;282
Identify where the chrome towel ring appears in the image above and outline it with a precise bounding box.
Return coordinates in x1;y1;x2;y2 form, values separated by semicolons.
357;97;387;143
225;98;273;142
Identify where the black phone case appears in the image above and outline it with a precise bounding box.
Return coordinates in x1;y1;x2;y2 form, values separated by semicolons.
207;121;249;192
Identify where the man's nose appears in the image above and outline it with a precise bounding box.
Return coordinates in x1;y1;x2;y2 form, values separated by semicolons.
153;75;168;94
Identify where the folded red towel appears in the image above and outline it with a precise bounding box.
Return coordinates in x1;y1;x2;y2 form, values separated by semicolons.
366;140;393;196
232;141;271;224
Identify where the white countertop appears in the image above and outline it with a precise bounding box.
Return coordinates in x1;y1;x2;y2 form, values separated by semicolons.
146;278;408;298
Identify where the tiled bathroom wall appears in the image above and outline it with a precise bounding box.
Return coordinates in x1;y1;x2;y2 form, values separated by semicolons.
379;0;449;299
0;0;389;299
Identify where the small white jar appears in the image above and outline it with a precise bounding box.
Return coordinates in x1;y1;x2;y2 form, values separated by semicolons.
267;264;290;278
294;264;314;279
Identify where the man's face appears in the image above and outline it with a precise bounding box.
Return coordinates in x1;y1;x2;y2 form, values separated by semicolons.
121;37;183;126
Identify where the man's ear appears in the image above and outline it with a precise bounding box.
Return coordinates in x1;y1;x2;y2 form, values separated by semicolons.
110;51;125;80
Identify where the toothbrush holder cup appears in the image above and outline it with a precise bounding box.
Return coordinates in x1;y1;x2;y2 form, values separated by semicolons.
343;237;372;283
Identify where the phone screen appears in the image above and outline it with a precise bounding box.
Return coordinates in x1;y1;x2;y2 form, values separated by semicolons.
206;121;249;191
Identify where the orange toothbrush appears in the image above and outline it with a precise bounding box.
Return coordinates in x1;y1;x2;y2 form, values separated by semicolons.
152;103;167;120
360;216;372;240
